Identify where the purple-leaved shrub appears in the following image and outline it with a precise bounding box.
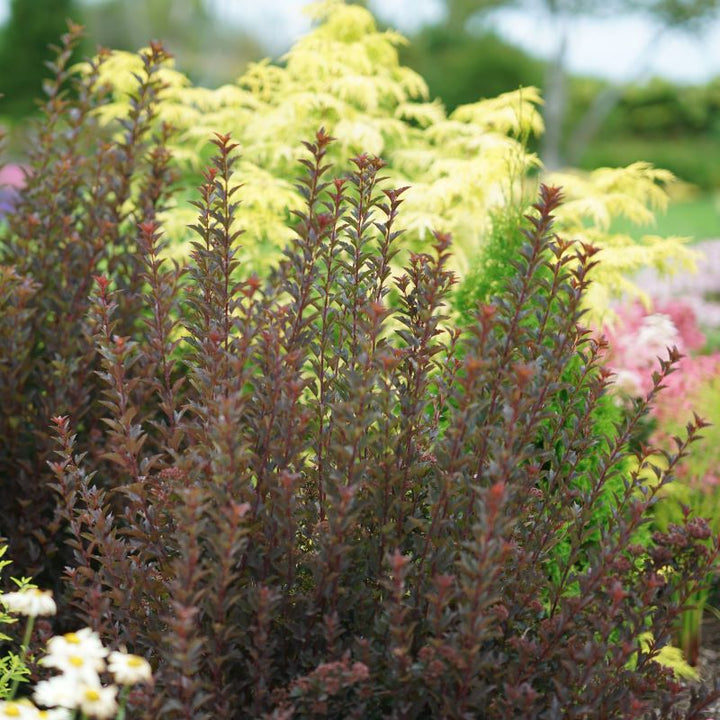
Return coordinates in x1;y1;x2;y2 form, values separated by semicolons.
1;30;719;720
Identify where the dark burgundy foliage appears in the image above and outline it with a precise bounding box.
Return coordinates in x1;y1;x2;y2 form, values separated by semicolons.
1;29;719;719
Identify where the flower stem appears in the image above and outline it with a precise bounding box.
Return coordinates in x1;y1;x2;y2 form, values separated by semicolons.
115;685;131;720
8;615;35;700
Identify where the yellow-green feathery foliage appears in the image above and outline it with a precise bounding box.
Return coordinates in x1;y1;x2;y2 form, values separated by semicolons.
546;163;699;322
633;632;698;681
81;0;696;320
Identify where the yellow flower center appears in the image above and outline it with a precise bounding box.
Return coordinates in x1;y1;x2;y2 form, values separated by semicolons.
64;632;80;644
84;688;101;702
4;704;21;717
128;656;143;667
69;654;84;667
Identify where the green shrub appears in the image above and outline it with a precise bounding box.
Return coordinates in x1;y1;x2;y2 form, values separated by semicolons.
0;0;86;119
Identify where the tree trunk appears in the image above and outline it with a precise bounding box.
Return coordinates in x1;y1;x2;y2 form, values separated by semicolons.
540;25;568;171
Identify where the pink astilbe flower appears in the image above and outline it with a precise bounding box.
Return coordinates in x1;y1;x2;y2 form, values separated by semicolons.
603;302;683;397
654;299;706;352
654;354;720;426
602;299;717;400
601;298;720;497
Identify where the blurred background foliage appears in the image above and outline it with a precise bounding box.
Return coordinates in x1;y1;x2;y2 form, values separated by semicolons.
79;0;264;86
0;0;718;237
0;0;85;117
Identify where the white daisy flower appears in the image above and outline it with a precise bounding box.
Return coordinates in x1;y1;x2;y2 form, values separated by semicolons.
42;651;102;686
0;588;56;617
108;651;152;685
43;628;108;675
78;684;118;720
33;675;82;710
0;700;41;719
37;710;72;720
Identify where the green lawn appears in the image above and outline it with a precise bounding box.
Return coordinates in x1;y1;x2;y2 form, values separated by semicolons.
610;193;720;243
581;137;720;193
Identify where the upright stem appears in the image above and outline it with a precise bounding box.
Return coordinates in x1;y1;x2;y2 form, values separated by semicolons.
8;616;35;700
116;685;131;720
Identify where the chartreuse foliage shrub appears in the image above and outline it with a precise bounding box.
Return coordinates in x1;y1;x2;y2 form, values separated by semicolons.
80;0;696;323
2;42;720;710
